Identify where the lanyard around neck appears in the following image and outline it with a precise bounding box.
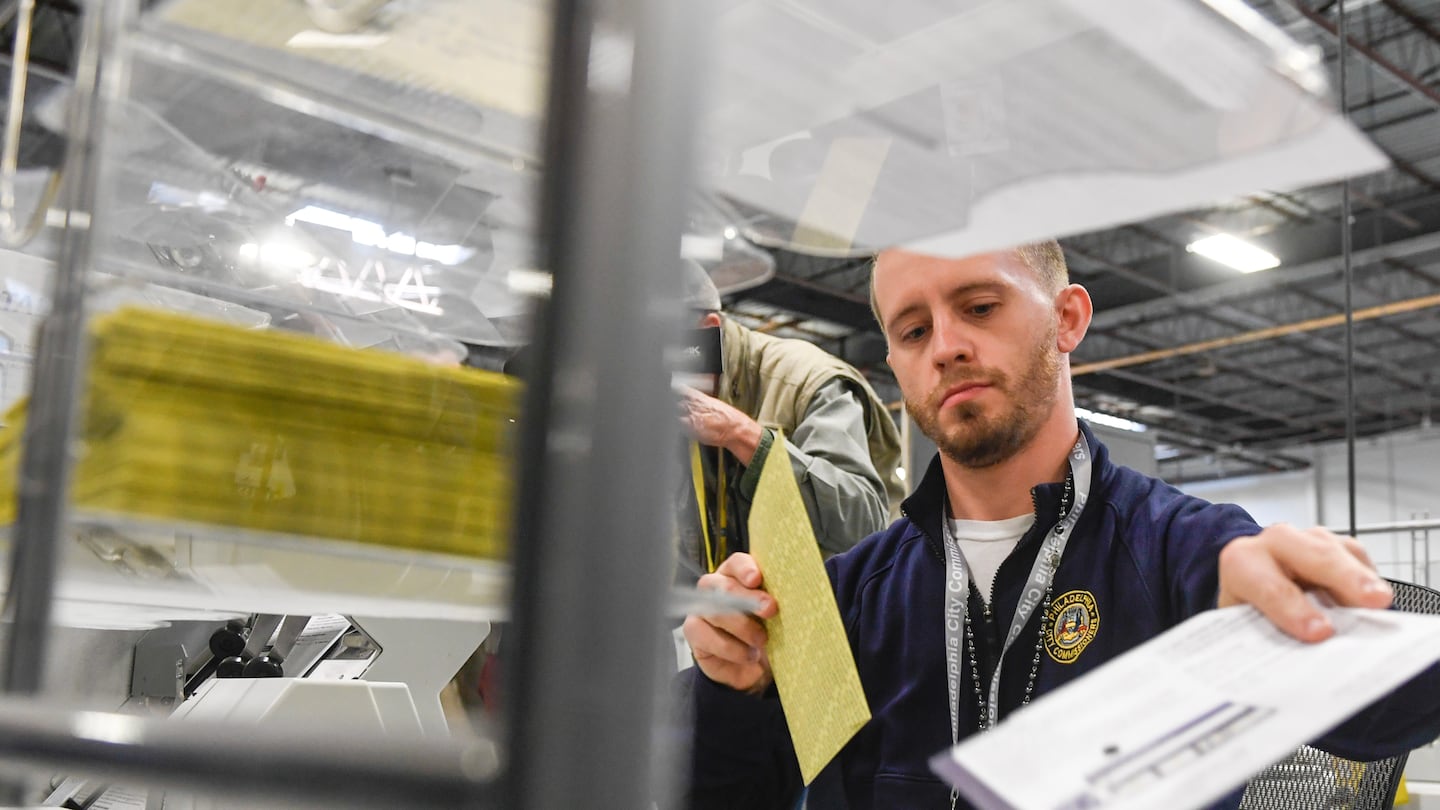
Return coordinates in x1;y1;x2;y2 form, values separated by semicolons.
941;433;1093;748
689;441;728;573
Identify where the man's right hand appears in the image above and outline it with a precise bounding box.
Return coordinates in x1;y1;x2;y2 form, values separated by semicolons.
683;552;778;693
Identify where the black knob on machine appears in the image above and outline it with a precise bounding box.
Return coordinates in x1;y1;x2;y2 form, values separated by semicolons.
242;651;285;678
216;654;251;678
209;620;249;659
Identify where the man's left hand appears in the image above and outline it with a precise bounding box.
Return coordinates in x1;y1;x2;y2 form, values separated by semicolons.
1218;523;1394;643
676;385;764;465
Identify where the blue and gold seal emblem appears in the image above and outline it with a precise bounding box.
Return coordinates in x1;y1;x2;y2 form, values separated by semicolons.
1045;590;1099;664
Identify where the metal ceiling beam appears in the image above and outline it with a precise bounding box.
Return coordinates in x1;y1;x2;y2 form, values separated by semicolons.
1350;187;1423;230
1064;243;1175;297
1154;431;1311;474
1350;262;1440;356
1248;192;1315;225
1091;228;1440;330
1076;228;1437;394
1092;367;1327;435
1081;319;1404;425
1077;291;1440;375
1280;391;1432;427
768;271;869;306
745;235;1439;419
1380;0;1440;51
1087;188;1440;317
1378;151;1440;194
1261;275;1440;381
1281;0;1440;112
1099;361;1372;432
1094;227;1431;387
730;270;876;332
1065;236;1422;389
1247;409;1425;451
802;254;872;285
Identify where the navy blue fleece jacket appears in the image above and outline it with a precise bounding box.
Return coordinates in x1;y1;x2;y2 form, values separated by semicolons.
688;422;1440;809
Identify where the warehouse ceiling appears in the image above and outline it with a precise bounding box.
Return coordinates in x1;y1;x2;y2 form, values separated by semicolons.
5;0;1440;483
719;0;1440;483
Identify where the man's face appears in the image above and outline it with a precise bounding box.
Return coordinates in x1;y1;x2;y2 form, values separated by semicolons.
874;250;1063;469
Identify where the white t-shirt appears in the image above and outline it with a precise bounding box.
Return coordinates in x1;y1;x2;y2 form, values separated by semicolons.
949;514;1036;606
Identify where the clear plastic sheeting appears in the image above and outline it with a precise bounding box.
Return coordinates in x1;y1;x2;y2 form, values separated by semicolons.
683;194;776;296
143;0;545;168
135;0;1393;266
63;49;535;351
700;0;1389;258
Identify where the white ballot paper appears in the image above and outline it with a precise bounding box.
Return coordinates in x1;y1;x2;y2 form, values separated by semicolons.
930;602;1440;810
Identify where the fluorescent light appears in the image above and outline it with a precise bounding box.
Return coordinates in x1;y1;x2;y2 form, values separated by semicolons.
895;467;907;482
1077;407;1147;433
415;241;469;265
240;240;318;270
1185;233;1279;273
386;232;418;256
286;205;353;231
286;205;475;266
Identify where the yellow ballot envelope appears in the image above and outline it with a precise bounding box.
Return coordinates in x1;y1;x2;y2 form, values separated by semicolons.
747;430;871;785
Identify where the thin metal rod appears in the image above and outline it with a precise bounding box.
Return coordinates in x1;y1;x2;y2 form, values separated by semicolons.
0;0;60;249
1328;518;1440;535
1338;0;1359;537
0;0;37;236
0;0;121;695
0;697;496;808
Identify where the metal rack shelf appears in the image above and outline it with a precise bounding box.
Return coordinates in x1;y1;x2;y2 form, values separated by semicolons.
0;695;498;809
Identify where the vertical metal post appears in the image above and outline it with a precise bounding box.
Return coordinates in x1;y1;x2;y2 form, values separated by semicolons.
1414;513;1432;587
2;0;128;693
501;0;706;806
1337;0;1359;539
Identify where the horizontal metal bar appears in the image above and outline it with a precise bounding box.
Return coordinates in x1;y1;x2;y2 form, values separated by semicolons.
0;697;498;808
1328;519;1440;536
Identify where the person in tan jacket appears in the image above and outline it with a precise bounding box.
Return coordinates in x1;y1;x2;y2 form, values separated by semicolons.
674;259;903;581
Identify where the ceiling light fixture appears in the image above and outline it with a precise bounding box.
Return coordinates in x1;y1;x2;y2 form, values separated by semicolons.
1185;233;1280;273
1077;406;1147;433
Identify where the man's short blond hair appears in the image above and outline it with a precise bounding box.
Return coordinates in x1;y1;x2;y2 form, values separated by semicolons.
867;240;1070;329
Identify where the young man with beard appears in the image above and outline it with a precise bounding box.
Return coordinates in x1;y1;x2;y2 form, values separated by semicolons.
680;243;1440;809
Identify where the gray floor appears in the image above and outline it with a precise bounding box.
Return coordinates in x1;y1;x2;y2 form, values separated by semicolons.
1408;743;1440;806
1403;781;1440;808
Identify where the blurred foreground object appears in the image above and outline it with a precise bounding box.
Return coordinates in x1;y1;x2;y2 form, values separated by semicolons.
0;307;520;558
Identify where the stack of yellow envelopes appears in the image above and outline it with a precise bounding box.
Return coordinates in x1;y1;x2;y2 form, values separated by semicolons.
0;307;521;560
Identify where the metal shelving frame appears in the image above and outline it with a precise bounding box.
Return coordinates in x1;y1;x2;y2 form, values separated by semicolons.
0;0;704;806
